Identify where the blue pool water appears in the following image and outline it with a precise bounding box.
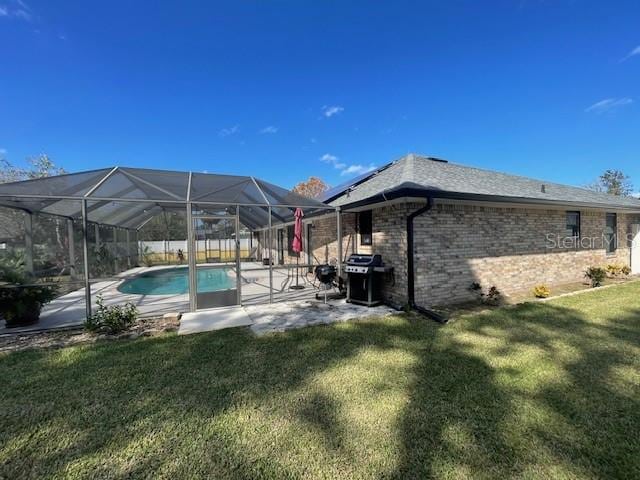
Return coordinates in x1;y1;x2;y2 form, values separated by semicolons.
117;267;234;295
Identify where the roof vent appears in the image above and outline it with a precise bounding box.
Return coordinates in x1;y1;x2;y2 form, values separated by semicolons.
426;157;448;163
541;184;547;193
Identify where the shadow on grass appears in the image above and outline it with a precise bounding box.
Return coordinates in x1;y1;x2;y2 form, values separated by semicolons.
1;296;639;478
393;301;640;479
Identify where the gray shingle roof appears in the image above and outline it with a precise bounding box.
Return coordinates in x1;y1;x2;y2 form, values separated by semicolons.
327;154;640;211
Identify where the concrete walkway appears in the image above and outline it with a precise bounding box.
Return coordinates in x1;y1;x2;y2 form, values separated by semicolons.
177;299;397;336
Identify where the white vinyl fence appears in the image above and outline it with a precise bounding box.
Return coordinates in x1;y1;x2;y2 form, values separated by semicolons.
139;238;253;263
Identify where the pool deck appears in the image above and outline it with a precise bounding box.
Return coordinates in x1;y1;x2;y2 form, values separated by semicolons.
0;263;328;334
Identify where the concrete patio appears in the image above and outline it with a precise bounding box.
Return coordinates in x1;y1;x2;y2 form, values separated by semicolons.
178;299;397;336
0;262;334;334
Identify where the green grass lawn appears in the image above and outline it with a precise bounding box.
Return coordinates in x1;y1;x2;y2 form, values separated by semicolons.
1;284;639;479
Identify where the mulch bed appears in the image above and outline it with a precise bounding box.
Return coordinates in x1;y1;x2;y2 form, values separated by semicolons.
0;315;180;354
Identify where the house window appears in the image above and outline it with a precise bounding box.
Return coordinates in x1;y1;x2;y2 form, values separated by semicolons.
358;210;372;246
306;223;313;273
566;211;580;238
605;213;617;254
277;229;285;264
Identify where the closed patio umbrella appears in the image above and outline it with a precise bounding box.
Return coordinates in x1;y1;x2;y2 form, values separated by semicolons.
290;208;305;290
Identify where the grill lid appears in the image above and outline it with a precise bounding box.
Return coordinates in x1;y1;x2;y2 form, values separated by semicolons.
346;254;382;267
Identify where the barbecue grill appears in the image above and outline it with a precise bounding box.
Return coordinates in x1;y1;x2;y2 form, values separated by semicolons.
345;254;393;306
314;264;340;303
314;264;336;285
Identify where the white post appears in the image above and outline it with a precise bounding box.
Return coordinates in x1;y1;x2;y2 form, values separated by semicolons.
164;239;168;264
67;218;76;278
336;207;342;277
112;226;118;273
235;207;242;305
24;213;34;275
187;203;197;312
82;200;92;318
268;207;273;304
126;229;132;269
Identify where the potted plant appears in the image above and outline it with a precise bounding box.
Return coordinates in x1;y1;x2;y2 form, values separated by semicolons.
0;265;57;328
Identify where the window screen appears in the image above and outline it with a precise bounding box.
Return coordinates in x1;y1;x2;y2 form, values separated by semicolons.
605;213;617;254
286;225;298;257
566;211;580;237
358;210;372;246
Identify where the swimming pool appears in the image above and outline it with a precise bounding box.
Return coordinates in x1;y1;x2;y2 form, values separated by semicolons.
117;267;234;295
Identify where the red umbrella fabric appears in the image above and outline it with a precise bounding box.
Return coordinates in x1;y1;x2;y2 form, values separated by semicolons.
292;208;304;253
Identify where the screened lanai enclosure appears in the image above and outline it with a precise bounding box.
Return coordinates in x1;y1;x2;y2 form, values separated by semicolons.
0;167;340;328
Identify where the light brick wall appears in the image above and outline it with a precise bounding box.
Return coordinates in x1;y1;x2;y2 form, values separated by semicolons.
308;213;357;265
253;212;358;266
254;201;640;308
413;202;640;306
305;204;409;305
371;204;410;305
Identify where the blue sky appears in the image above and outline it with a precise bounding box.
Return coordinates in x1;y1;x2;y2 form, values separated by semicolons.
1;1;639;190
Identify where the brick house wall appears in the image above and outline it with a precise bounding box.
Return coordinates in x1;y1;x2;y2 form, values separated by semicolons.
302;204;410;305
307;212;358;265
253;212;358;266
254;200;640;308
412;202;640;307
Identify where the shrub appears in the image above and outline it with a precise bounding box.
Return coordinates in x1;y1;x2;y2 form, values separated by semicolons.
533;284;551;298
90;243;115;277
469;282;502;305
0;263;57;327
85;295;138;334
585;266;607;288
485;286;502;305
469;282;483;300
607;263;631;278
141;246;154;267
606;263;622;277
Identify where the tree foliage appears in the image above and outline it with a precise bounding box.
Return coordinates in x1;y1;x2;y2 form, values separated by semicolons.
587;169;634;196
138;211;188;241
292;176;329;199
0;154;69;276
0;154;66;183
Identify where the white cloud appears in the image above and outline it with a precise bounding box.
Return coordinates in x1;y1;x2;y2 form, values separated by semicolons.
321;105;344;118
584;97;633;114
14;8;30;20
621;45;640;62
0;0;33;21
0;148;6;160
320;153;346;169
218;125;240;137
258;125;278;134
320;153;376;177
340;164;376;176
